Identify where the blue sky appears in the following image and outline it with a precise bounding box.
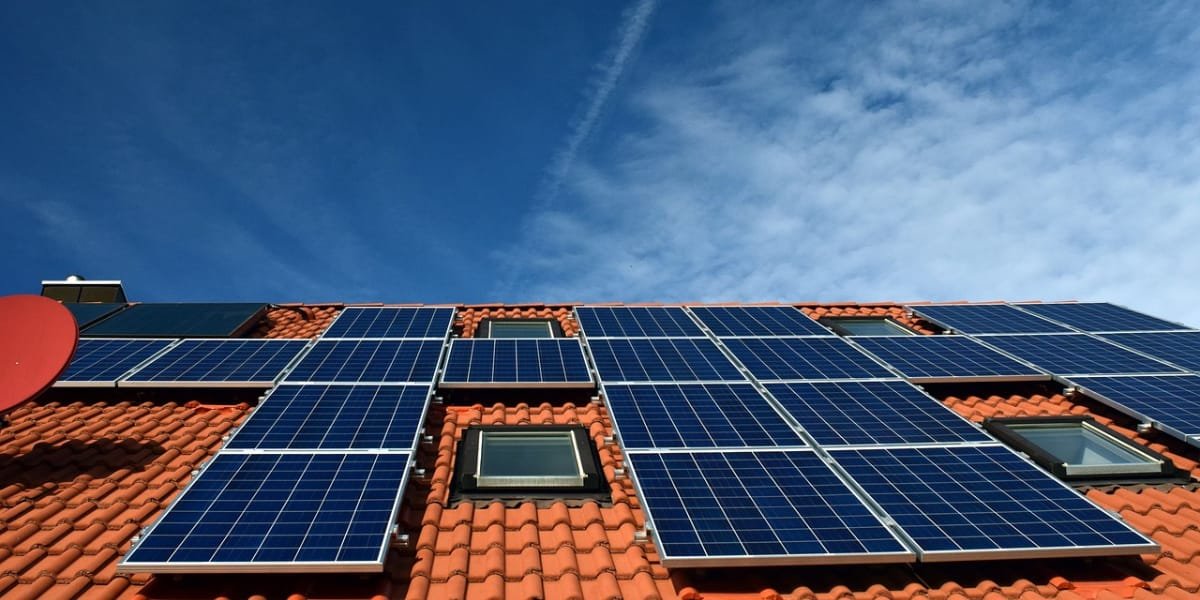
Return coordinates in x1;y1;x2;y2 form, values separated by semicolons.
2;2;1198;324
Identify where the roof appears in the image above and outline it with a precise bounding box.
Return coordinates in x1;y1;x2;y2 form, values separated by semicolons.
2;301;1198;600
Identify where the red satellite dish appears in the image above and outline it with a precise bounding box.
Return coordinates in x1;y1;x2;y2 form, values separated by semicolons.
0;295;78;414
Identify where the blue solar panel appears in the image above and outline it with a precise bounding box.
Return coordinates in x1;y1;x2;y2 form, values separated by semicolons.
322;307;454;339
57;338;175;386
690;306;831;337
575;307;703;338
1101;332;1200;372
979;334;1183;376
225;385;430;451
440;339;592;387
832;445;1155;560
605;384;805;449
766;381;991;446
588;338;743;382
912;305;1072;335
121;452;409;572
628;450;911;565
283;340;443;383
852;336;1046;382
1066;375;1200;444
82;303;267;337
121;339;308;386
723;337;894;381
1018;302;1189;333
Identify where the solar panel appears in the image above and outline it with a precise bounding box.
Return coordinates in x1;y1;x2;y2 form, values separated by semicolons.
440;339;593;388
121;339;308;387
722;337;894;381
225;385;430;451
852;336;1046;382
283;340;443;383
766;381;991;446
587;338;743;383
912;305;1072;335
575;307;703;338
979;334;1183;376
604;384;805;449
322;307;454;339
1066;375;1200;445
120;452;410;573
689;306;831;337
64;303;125;328
1018;302;1189;333
82;303;267;337
627;450;912;566
56;338;175;387
832;445;1156;560
1100;332;1200;372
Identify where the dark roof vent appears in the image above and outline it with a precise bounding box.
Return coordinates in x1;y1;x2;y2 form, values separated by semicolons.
41;277;127;304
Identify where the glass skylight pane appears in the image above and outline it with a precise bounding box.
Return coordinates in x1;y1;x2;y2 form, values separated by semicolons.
489;321;554;338
1011;423;1154;467
478;432;583;486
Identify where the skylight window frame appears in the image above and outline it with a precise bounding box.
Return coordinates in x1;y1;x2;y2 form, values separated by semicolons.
451;425;608;502
820;317;915;337
478;318;562;339
983;416;1177;482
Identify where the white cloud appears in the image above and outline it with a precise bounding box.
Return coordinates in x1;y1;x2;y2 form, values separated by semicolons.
499;1;1200;325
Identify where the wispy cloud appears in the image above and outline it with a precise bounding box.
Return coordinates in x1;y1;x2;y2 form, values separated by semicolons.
499;1;1200;324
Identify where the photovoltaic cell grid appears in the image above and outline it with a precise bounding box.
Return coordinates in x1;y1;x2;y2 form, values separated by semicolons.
121;452;410;572
689;306;831;337
627;450;911;565
766;381;992;446
225;385;431;451
321;307;454;339
1017;302;1190;333
604;384;805;449
440;339;592;387
575;306;704;338
852;335;1046;382
1066;375;1200;444
283;340;442;383
57;338;175;385
722;337;895;381
912;304;1072;335
832;445;1156;559
588;338;744;383
979;334;1184;376
122;339;308;386
1101;332;1200;372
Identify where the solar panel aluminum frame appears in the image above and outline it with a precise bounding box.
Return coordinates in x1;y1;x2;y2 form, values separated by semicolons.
437;338;595;389
117;450;413;574
845;336;1051;384
116;339;313;389
53;338;182;388
624;448;916;567
319;306;457;340
1062;374;1200;449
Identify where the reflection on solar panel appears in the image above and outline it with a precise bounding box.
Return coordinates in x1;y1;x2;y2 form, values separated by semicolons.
723;338;894;381
122;339;308;387
440;339;592;388
57;339;175;386
852;336;1046;382
628;450;911;566
1066;375;1200;445
604;384;804;449
832;445;1156;560
283;340;442;383
575;307;703;338
766;381;991;446
226;385;430;451
979;334;1182;376
1101;332;1200;372
912;305;1071;335
121;452;409;573
689;306;831;337
322;307;454;339
1018;302;1189;333
587;338;743;382
82;303;267;337
64;303;125;328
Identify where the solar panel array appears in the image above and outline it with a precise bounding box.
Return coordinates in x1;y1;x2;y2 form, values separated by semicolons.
1065;375;1200;447
978;334;1183;377
1017;302;1190;333
604;384;805;449
57;338;175;387
690;306;832;337
912;304;1072;335
588;338;744;383
122;307;454;574
575;306;704;338
440;339;592;388
122;339;308;387
1101;332;1200;372
722;337;894;381
82;303;267;337
852;335;1046;382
